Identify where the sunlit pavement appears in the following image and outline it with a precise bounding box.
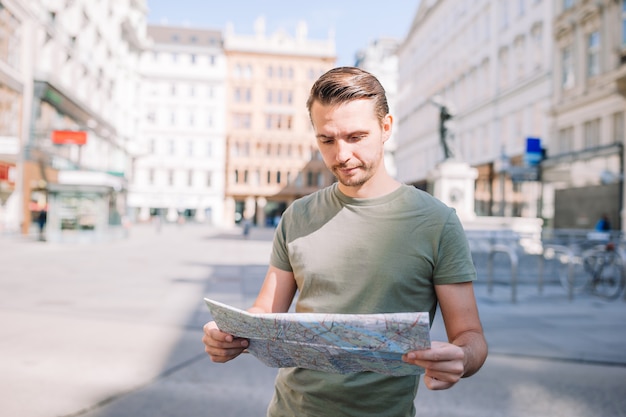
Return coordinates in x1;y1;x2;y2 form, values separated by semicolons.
1;224;625;417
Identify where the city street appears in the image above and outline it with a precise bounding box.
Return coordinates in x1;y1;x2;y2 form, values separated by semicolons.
1;224;626;417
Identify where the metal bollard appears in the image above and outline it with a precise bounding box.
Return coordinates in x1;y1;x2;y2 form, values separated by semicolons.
540;244;574;301
487;244;519;303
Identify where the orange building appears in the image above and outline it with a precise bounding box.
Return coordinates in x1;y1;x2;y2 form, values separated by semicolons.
223;18;336;226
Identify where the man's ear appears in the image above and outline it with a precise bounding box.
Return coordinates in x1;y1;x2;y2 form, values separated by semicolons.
382;114;393;142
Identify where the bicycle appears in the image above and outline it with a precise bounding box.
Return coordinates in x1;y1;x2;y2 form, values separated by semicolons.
558;235;626;300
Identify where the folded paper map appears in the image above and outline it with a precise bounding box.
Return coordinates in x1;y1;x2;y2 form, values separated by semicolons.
204;298;431;376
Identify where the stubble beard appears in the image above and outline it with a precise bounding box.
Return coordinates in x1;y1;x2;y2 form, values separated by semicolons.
333;163;373;188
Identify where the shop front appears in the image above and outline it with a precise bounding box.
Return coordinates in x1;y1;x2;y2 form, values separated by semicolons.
46;171;128;243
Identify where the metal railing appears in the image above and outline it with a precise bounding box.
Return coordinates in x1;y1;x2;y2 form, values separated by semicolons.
471;229;625;303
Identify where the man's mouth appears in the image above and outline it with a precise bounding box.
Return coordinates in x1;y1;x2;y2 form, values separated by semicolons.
336;165;360;174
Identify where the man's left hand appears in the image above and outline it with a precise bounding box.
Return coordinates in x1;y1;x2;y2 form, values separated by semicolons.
402;341;465;390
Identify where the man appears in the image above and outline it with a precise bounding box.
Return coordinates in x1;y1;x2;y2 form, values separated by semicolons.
203;67;487;417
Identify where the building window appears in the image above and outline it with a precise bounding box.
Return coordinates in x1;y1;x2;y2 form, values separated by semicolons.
498;47;509;89
531;23;543;70
562;45;575;89
557;127;574;154
622;2;626;47
587;31;600;77
500;0;509;29
233;113;251;129
583;118;601;149
0;6;21;70
206;172;212;187
168;170;175;186
613;111;624;144
188;170;194;187
148;169;154;185
514;35;526;80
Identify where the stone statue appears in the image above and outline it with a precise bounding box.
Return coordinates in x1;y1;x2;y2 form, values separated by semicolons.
438;105;454;160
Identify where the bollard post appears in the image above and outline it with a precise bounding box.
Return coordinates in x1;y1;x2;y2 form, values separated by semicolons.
487;244;519;303
541;244;575;301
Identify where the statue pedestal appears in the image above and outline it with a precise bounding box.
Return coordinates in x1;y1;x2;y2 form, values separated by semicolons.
428;160;478;221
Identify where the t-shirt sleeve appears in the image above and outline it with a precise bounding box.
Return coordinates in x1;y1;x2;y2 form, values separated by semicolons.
432;209;477;285
270;211;293;272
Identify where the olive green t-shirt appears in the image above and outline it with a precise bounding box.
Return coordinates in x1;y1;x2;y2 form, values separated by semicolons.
267;183;476;417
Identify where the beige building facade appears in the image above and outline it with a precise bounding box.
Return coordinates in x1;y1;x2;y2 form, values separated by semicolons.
223;18;335;226
396;0;554;220
547;0;626;230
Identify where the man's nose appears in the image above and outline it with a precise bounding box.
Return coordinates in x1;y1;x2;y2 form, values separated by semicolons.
335;140;351;163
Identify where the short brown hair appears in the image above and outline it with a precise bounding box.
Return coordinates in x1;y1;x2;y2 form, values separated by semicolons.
306;67;389;125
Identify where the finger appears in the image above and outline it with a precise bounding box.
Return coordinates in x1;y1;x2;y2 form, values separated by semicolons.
205;345;247;362
202;331;248;350
423;374;455;391
203;322;236;343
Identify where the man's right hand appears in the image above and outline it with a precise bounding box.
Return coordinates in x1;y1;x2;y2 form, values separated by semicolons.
202;321;249;362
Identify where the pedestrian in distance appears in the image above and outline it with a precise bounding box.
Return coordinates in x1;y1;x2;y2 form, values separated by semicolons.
203;66;488;417
595;213;611;232
36;207;47;241
242;218;251;239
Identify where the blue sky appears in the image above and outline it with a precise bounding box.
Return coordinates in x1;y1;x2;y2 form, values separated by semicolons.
146;1;420;66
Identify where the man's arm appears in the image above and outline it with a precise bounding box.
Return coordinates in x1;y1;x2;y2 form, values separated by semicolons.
249;265;297;313
202;265;297;362
402;282;487;390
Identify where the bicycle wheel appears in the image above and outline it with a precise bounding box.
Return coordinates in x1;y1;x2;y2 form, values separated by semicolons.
557;253;588;293
591;250;625;300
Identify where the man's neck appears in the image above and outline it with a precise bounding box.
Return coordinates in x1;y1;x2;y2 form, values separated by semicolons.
338;176;401;199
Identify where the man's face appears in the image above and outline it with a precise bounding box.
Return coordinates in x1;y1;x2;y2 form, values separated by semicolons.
310;99;392;191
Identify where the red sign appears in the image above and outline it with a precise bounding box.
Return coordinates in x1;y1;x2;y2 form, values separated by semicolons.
52;130;87;145
0;162;15;185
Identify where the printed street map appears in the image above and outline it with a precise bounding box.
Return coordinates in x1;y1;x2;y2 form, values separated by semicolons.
204;298;431;376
